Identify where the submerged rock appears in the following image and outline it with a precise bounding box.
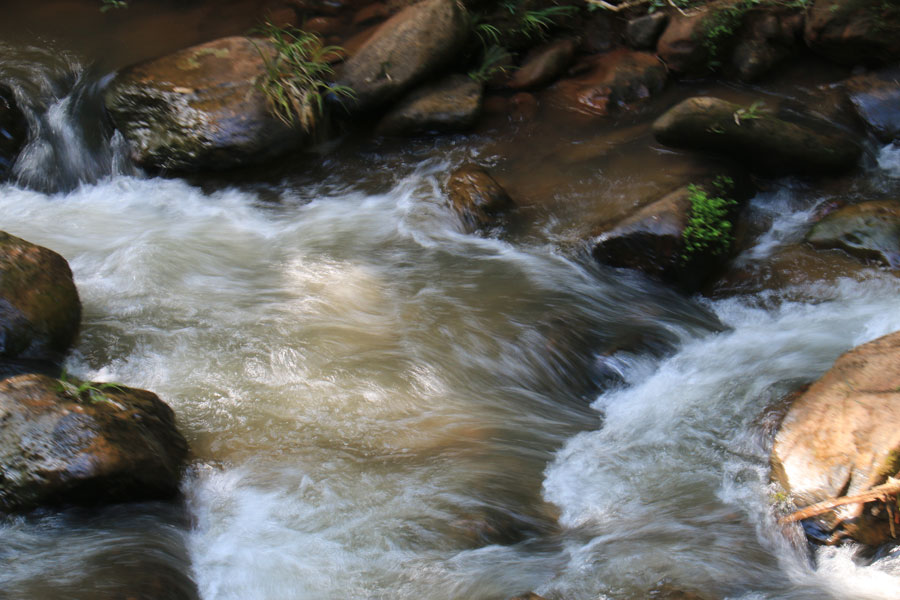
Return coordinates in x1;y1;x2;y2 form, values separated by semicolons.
0;231;80;365
104;36;305;171
336;0;469;114
552;49;668;117
806;199;900;267
446;165;515;232
771;330;900;547
376;74;482;135
0;84;26;180
843;66;900;143
805;0;900;65
652;96;863;175
0;373;188;513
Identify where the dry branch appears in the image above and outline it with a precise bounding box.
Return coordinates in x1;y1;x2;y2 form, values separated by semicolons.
780;478;900;525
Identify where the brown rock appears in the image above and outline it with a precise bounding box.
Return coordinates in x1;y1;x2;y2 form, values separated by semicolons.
772;330;900;546
507;39;576;91
729;9;801;81
0;231;80;364
626;11;669;50
657;11;710;76
551;49;667;117
805;0;900;65
376;74;483;135
843;66;900;142
337;0;469;113
446;165;515;231
304;16;345;36
509;92;538;121
0;373;189;512
652;96;863;175
352;1;391;26
104;36;305;171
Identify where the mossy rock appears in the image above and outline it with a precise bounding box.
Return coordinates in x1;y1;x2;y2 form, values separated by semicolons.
0;231;80;364
0;373;188;512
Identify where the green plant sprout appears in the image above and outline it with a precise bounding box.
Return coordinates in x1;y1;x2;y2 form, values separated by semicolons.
57;370;126;408
100;0;128;11
253;22;354;131
733;100;767;125
681;175;737;262
468;45;512;83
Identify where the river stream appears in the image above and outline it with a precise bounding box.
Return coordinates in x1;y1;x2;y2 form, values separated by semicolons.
2;5;900;600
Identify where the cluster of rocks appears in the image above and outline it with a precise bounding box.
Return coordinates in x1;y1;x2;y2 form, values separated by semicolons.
0;232;188;514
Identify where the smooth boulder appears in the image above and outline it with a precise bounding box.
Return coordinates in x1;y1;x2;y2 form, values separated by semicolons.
0;232;80;364
806;199;900;267
104;36;305;171
0;84;26;180
771;330;900;546
337;0;469;113
507;39;576;91
446;165;515;232
843;66;900;142
652;96;863;175
0;373;188;512
805;0;900;64
376;74;482;135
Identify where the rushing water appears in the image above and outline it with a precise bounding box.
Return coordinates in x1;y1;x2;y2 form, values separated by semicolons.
3;28;900;600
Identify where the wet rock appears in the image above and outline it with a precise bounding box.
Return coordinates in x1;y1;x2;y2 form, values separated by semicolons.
0;84;26;180
0;231;80;365
509;594;546;600
626;11;669;50
656;11;710;76
592;176;748;292
708;244;873;299
582;10;616;54
507;39;576;90
336;0;469;113
376;74;482;135
0;373;188;513
843;66;900;143
652;96;863;175
304;15;345;36
104;36;305;171
805;0;900;65
352;1;391;26
806;199;900;267
551;49;668;117
729;9;802;81
445;165;515;232
771;330;900;547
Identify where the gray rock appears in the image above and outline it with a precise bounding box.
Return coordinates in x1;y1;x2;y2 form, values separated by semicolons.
806;200;900;267
844;66;900;143
377;74;482;135
652;96;863;175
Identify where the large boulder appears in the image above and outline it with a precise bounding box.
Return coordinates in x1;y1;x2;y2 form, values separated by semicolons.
805;0;900;64
656;11;711;77
771;330;900;546
446;165;515;232
592;176;748;292
0;232;80;365
104;36;305;171
842;66;900;143
336;0;469;113
0;84;26;180
0;373;189;512
652;96;863;175
550;49;668;117
806;200;900;267
728;8;802;81
376;74;482;135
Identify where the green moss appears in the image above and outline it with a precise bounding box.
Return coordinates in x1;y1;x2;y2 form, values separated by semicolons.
681;175;737;262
